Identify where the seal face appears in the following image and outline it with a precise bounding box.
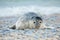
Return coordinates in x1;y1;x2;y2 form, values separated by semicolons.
10;12;43;30
33;17;42;29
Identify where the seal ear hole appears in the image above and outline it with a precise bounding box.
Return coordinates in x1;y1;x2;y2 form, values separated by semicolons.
32;17;34;19
32;17;33;18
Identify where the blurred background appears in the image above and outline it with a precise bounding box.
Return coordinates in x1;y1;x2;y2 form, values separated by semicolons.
0;0;60;17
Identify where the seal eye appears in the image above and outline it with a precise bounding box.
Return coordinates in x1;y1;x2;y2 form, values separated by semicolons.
40;22;41;23
34;22;35;23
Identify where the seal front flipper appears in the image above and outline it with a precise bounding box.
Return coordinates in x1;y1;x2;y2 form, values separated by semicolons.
9;25;16;29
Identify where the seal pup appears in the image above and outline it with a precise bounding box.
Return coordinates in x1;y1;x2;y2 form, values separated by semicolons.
10;12;43;30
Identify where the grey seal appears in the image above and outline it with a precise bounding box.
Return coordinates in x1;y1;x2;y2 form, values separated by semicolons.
10;12;43;30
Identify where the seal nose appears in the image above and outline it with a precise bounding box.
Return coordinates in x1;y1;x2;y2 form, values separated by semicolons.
35;23;40;29
35;26;40;29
